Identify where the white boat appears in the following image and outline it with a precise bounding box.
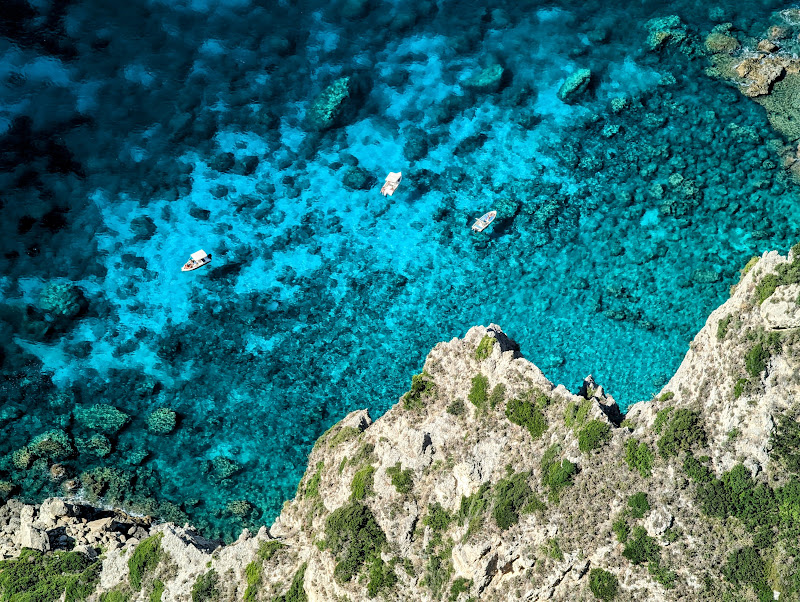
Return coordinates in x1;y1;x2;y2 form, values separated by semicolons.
380;172;402;196
471;211;497;232
181;249;212;272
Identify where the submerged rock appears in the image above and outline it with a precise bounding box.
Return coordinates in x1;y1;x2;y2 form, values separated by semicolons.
557;68;592;104
307;77;351;131
704;31;739;54
38;283;88;321
462;64;506;93
644;15;688;51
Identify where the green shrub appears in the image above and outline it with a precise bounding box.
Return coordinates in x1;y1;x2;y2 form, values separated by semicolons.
733;378;748;399
622;526;660;565
717;315;733;340
191;569;218;602
612;516;629;543
628;492;650;519
386;463;414;494
575;399;591;424
257;540;285;561
541;446;578;501
493;473;536;530
474;336;495;360
458;483;491;540
723;547;768;594
657;409;706;458
488;384;506;409
683;454;713;482
351;465;376;500
367;556;397;598
449;577;472;601
403;372;436;410
778;477;800;527
468;374;489;410
100;591;129;602
755;273;780;304
150;580;165;602
446;400;465;416
329;426;361;447
506;398;547;440
274;563;308;602
578;420;610;452
129;533;163;590
776;253;800;285
424;502;453;533
653;407;673;434
546;538;563;561
324;503;386;583
697;464;777;531
589;568;619;601
771;413;800;474
648;561;676;589
304;461;324;499
745;343;769;378
565;399;593;429
423;538;454;599
0;549;102;602
658;391;675;402
624;439;654;478
150;579;164;602
740;256;759;279
348;442;375;468
243;560;260;602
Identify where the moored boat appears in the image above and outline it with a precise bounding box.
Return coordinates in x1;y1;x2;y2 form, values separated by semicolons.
380;172;402;196
182;249;212;272
471;210;497;232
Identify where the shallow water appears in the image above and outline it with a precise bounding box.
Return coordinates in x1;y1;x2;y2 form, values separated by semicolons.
1;0;798;539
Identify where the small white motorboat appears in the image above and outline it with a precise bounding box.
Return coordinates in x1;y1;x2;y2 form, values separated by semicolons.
380;172;402;196
471;211;497;232
181;249;212;272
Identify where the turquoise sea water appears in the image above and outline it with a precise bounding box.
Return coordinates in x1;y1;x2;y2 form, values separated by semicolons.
1;0;799;540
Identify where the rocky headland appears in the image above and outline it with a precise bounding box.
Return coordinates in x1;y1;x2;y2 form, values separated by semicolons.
2;245;800;601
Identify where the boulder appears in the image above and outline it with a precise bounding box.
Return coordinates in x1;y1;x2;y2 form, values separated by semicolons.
73;544;98;559
463;65;505;93
86;517;114;533
18;523;50;552
734;55;787;97
557;69;592;104
17;506;49;552
38;498;68;526
644;507;673;537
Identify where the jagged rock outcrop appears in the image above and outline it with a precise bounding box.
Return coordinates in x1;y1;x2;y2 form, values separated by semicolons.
1;247;800;601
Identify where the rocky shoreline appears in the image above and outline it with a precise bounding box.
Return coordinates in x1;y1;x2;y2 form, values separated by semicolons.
1;245;800;601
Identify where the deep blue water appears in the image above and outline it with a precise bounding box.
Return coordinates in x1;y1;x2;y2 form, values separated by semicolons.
1;0;799;540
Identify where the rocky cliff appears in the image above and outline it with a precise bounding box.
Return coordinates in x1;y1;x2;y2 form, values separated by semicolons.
2;246;800;602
